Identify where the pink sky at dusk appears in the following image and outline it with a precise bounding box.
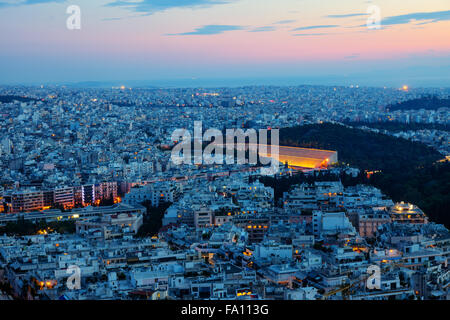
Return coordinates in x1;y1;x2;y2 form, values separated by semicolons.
0;0;449;86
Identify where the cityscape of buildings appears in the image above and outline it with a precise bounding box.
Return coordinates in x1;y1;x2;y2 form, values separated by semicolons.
0;84;448;301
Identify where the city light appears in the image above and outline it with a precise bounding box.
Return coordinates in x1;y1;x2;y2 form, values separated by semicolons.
0;0;447;304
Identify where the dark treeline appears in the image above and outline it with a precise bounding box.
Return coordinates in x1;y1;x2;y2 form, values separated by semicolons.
0;218;76;236
136;201;172;237
279;123;441;172
387;96;450;111
0;95;38;103
345;121;450;133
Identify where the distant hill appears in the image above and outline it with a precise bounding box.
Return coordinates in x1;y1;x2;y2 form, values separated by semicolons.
387;96;450;111
279;123;441;172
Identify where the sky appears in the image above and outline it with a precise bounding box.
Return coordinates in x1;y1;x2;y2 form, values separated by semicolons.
0;0;449;87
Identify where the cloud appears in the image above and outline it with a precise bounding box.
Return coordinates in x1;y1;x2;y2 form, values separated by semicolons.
382;10;450;26
351;10;450;29
105;0;234;14
344;54;360;59
167;24;245;35
273;19;296;25
249;26;276;32
292;24;339;31
326;13;367;18
0;0;66;7
293;33;332;37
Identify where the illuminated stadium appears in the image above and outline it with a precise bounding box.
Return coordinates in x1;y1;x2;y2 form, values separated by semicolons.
257;144;338;169
228;143;338;169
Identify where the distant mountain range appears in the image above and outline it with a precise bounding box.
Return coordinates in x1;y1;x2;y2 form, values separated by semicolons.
62;81;159;89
